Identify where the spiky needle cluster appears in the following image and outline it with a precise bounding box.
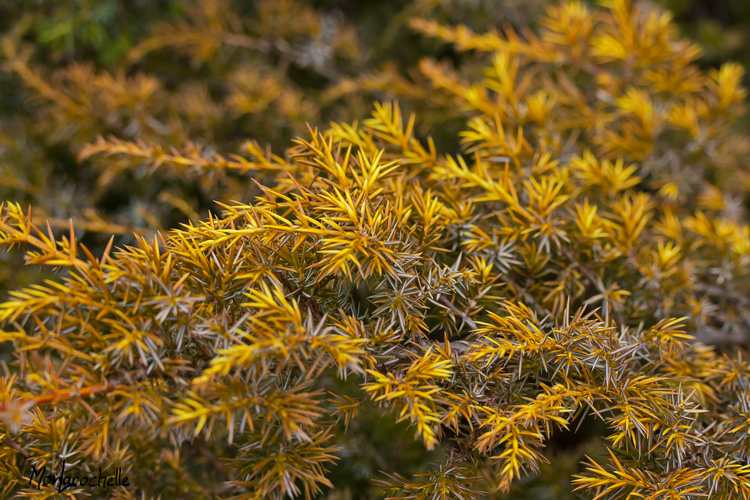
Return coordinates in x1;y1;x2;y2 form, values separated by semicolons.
1;0;750;499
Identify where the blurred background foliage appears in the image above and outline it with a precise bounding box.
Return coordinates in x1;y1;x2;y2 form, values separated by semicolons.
1;0;746;239
0;0;550;233
2;0;745;253
0;0;555;292
0;1;748;498
661;0;750;69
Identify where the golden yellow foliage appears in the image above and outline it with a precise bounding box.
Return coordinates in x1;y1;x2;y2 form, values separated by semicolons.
1;0;750;498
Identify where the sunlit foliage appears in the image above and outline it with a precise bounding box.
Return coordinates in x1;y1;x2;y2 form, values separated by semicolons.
1;0;750;499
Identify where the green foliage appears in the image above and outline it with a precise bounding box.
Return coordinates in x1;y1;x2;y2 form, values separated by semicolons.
657;0;750;73
1;0;750;499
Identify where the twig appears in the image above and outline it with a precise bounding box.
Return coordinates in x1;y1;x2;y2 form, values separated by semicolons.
502;275;549;319
0;380;117;414
695;283;750;307
2;436;30;459
440;297;477;331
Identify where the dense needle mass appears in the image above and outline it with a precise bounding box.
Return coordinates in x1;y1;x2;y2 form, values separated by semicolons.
1;1;750;499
